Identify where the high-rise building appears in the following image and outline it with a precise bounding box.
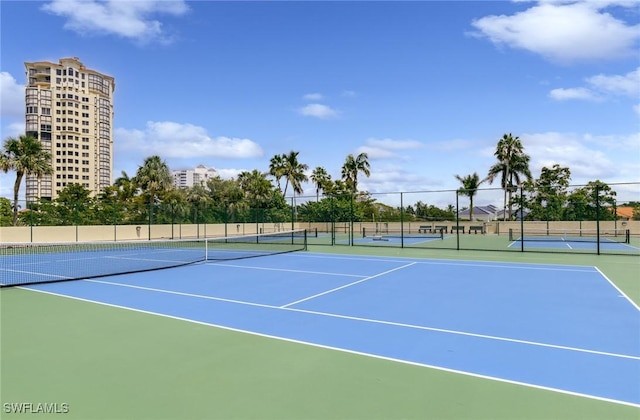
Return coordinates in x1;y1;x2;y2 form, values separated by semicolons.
24;57;115;202
173;165;218;189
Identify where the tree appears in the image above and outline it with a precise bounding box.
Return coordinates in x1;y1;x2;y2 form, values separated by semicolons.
113;171;137;203
206;176;245;222
282;151;309;197
268;154;287;193
455;172;487;221
185;184;210;224
134;156;173;203
134;155;173;227
54;183;95;225
1;135;53;225
565;181;617;221
524;164;571;221
154;188;187;224
310;166;331;201
238;170;273;209
341;153;370;192
0;197;13;226
487;133;532;220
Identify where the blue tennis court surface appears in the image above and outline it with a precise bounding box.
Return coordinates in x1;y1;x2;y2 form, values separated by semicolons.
509;239;639;252
23;253;640;407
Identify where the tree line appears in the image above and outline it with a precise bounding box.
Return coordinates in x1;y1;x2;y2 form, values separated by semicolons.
2;133;638;227
453;133;636;221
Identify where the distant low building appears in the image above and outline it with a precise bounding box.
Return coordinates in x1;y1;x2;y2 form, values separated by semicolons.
457;205;498;222
172;164;217;189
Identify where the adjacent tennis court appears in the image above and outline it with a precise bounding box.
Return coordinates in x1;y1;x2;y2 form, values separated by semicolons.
1;232;639;419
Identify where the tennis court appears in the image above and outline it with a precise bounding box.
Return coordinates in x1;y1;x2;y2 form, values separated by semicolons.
1;232;639;419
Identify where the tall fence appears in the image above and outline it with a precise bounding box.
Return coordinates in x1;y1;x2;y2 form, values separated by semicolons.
297;183;639;256
1;182;639;256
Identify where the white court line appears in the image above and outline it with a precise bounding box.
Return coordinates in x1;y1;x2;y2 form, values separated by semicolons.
290;252;599;273
88;279;277;309
1;268;65;279
209;262;366;278
280;262;417;308
104;255;197;264
18;286;640;409
83;278;640;361
595;267;640;312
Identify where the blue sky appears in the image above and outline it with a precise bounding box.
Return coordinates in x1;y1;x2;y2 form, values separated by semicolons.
1;0;639;206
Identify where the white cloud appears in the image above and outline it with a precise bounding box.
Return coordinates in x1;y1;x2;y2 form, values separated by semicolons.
549;67;640;107
366;138;424;150
341;90;357;98
302;93;323;101
356;138;424;160
586;67;640;97
298;103;339;119
426;138;477;152
548;87;598;101
471;1;640;63
521;132;626;180
634;103;640;116
0;72;25;119
41;0;189;44
115;121;263;159
356;146;396;160
360;164;443;195
215;168;246;180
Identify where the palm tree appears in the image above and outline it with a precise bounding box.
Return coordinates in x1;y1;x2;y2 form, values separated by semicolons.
455;172;486;221
487;133;532;220
310;166;331;201
207;175;245;221
133;155;174;226
282;151;309;197
134;156;173;197
341;152;370;192
238;169;273;207
113;171;136;203
1;135;53;225
185;184;210;230
159;188;188;227
268;154;286;193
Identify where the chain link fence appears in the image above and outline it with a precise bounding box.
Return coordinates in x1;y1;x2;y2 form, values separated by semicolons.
2;182;638;256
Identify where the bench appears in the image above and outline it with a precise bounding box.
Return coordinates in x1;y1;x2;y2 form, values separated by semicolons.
469;225;484;234
418;225;433;233
451;226;465;234
434;225;448;234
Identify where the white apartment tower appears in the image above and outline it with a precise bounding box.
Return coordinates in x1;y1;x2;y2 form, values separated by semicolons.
24;57;115;201
173;165;218;189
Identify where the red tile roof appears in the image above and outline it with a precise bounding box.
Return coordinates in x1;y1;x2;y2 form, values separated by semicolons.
616;206;635;219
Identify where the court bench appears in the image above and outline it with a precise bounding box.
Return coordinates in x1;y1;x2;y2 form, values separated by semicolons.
469;225;484;234
451;226;465;234
434;225;448;233
418;226;446;233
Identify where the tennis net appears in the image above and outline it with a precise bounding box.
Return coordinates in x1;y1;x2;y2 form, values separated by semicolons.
508;228;630;244
0;229;307;287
